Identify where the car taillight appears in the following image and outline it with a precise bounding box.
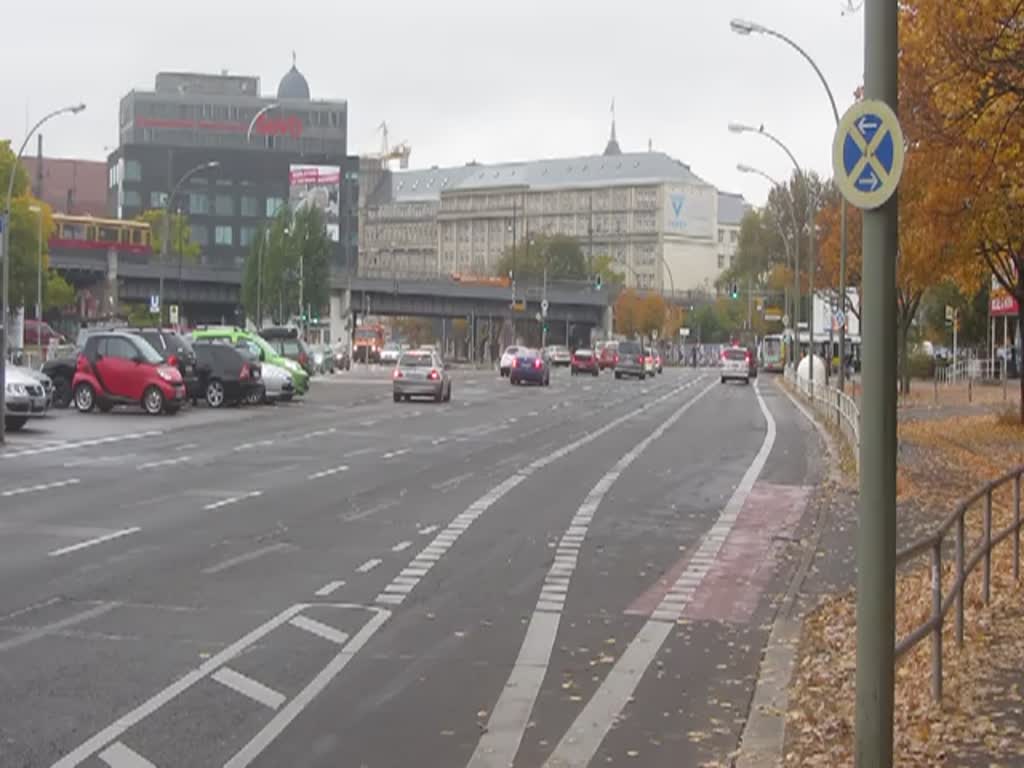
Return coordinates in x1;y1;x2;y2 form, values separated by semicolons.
428;369;440;380
512;358;519;368
745;352;752;363
167;354;179;367
299;352;308;366
393;369;403;379
240;363;250;380
533;359;543;370
614;354;619;364
637;355;644;364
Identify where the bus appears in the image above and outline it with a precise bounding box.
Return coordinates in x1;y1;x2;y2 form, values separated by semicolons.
761;334;786;373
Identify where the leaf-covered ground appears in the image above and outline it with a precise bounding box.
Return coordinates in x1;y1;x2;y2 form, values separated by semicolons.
784;406;1024;767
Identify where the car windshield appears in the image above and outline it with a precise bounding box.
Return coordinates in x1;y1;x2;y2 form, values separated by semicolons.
724;349;747;361
399;353;434;367
503;347;519;356
618;341;642;354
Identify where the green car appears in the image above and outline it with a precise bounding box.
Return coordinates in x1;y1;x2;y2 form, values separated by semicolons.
190;327;310;395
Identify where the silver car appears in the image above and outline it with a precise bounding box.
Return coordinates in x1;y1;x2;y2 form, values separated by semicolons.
613;340;648;380
393;350;451;403
261;361;296;402
720;347;752;384
4;366;50;431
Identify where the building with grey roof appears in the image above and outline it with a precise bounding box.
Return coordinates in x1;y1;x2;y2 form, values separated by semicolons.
359;124;748;293
715;191;752;274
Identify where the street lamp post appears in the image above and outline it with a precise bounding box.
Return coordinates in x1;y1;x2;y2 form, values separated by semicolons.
28;205;43;347
729;122;816;386
246;104;280;143
731;17;849;390
159;161;220;323
1;102;85;443
737;163;801;366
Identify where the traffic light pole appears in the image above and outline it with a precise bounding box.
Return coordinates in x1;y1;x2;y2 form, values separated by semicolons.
855;0;898;765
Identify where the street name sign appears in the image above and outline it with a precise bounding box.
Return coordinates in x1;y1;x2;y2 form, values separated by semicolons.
832;99;905;210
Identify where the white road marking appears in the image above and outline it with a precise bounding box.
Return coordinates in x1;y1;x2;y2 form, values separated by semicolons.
418;525;439;536
391;540;412;552
48;528;141;558
381;448;410;459
0;430;162;460
343;446;376;458
0;602;118;653
233;439;273;452
203;491;263;511
543;380;777;768
288;615;350;645
212;666;286;710
98;741;156;768
375;376;707;610
53;603;390;768
431;437;448;446
468;378;717;768
356;558;382;573
202;543;293;575
313;580;346;597
176;442;198;451
308;464;349;480
1;477;80;498
137;456;190;470
303;428;337;439
431;472;473;491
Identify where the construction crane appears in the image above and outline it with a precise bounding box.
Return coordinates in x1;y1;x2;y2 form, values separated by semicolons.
370;121;412;170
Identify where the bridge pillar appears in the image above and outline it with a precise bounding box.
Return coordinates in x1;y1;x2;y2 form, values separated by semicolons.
330;289;352;348
106;247;119;311
603;304;613;338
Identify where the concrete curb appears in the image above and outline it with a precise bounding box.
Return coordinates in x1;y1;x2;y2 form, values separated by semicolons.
734;379;845;768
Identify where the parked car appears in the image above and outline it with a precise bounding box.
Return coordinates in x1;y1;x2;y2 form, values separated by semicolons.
393;349;452;403
332;343;351;371
614;340;648;380
41;354;76;409
4;366;49;431
72;332;186;415
570;348;599;376
128;328;201;400
499;346;520;377
720;346;752;385
260;327;315;375
597;341;620;372
260;361;296;403
510;348;551;386
15;366;54;408
192;342;264;408
23;319;67;346
191;327;309;395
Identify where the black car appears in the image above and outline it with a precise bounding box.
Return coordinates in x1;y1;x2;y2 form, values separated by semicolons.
128;328;201;400
192;342;264;408
260;327;315;375
41;354;77;408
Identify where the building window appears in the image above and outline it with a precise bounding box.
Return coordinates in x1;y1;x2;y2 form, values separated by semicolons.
241;195;260;216
215;225;233;246
150;191;167;208
190;225;209;246
730;230;738;244
266;196;285;217
188;192;209;215
123;189;141;207
215;194;234;216
717;253;725;269
240;226;258;247
718;228;725;243
125;160;142;182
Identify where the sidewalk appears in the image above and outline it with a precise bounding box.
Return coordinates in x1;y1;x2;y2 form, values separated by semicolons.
778;385;1024;766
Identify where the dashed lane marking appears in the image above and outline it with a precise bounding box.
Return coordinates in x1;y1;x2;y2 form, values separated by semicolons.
137;456;190;470
391;540;412;552
543;380;777;768
202;542;293;575
467;377;716;767
98;741;156;768
203;491;263;511
381;448;410;459
212;667;286;710
356;558;382;573
48;528;141;558
288;615;350;645
0;430;162;460
308;464;349;480
1;477;80;498
418;525;439;536
314;580;346;597
232;440;273;452
0;602;118;653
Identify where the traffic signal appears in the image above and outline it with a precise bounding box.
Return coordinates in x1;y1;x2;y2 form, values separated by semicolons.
730;283;739;299
595;274;603;290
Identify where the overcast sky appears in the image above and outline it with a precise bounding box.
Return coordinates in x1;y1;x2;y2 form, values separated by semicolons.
2;0;864;206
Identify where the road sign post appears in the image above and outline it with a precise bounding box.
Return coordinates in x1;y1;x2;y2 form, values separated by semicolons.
846;0;900;765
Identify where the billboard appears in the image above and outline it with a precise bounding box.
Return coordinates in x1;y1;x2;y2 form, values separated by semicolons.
289;164;341;242
990;271;1020;317
664;184;716;239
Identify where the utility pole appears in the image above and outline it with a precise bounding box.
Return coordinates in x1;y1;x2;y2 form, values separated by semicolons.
855;0;899;765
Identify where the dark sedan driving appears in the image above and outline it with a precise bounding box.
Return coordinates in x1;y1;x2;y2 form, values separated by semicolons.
509;348;550;386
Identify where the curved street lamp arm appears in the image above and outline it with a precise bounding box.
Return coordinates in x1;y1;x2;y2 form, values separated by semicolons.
6;104;85;208
247;104;279;142
760;28;841;123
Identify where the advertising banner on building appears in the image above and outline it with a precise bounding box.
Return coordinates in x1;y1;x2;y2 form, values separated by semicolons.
664;184;716;239
990;271;1020;317
289;164;341;242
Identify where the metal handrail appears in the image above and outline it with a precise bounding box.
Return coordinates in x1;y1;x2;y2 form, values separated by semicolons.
894;466;1023;701
785;366;861;467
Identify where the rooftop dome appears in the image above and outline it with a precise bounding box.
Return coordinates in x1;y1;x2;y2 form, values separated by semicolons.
277;53;310;100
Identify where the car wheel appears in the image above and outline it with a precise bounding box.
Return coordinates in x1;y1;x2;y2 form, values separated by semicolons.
614;372;621;380
593;370;599;377
444;385;452;402
74;382;96;413
721;377;727;384
640;373;646;381
205;379;226;408
4;416;28;432
52;376;72;409
393;393;401;403
544;376;550;387
142;386;165;415
245;390;261;406
435;389;444;403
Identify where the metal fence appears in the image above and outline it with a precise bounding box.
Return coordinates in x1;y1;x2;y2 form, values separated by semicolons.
894;466;1024;701
785;367;862;468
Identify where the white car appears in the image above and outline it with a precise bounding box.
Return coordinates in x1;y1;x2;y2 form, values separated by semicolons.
4;366;50;431
499;346;520;377
546;345;571;367
261;361;296;403
379;342;402;365
720;347;752;384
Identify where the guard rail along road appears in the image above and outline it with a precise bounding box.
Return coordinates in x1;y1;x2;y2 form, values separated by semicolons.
784;365;861;470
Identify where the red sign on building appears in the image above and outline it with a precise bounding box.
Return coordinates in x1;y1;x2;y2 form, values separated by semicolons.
991;272;1020;317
